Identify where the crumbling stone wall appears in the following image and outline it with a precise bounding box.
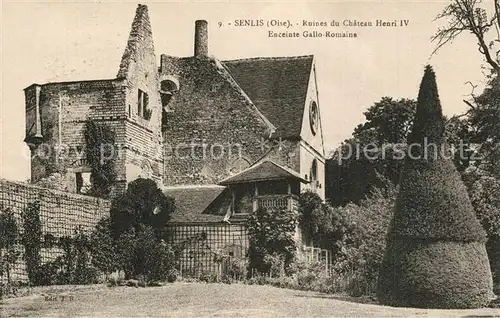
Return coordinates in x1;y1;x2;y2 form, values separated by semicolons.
118;4;164;185
24;5;165;195
24;79;128;194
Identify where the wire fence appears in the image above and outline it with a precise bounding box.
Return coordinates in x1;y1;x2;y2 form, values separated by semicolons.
165;223;248;278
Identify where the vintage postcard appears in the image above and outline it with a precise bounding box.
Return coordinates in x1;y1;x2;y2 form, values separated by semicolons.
1;1;499;317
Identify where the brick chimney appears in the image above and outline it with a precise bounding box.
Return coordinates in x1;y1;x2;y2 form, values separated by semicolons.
194;20;208;57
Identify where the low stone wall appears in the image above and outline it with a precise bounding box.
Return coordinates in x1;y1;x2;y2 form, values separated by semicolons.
0;179;111;282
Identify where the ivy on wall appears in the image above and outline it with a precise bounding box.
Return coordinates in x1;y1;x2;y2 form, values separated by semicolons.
21;200;42;285
246;207;298;276
0;207;20;286
84;120;117;198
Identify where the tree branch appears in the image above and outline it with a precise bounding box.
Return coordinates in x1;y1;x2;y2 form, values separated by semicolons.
432;0;500;75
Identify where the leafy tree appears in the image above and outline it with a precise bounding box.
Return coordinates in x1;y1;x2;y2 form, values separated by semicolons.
107;178;176;281
377;65;494;308
110;178;175;239
353;97;416;144
326;97;416;205
432;1;500;176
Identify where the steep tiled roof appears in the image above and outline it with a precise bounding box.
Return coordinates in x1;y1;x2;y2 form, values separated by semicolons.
163;185;228;223
222;55;314;139
219;160;309;185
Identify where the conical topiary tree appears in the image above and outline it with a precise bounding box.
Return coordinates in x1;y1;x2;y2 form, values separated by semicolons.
377;65;494;309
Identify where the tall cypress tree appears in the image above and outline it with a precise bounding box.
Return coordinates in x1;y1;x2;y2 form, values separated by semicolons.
377;66;494;308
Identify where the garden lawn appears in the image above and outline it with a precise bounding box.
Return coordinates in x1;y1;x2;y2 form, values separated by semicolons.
1;282;499;317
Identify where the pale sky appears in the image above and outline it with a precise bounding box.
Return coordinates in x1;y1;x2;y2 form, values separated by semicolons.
0;1;492;181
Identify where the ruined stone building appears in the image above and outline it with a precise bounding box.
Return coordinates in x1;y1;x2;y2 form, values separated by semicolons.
23;5;327;273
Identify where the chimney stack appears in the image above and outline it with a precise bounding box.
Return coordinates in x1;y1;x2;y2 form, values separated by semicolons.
194;20;208;57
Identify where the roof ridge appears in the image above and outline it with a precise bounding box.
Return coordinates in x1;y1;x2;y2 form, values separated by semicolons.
218;160;308;185
223;55;314;63
162;184;225;190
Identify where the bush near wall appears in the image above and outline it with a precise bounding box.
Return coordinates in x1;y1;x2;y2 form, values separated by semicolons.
103;178;178;283
246;206;297;276
296;188;394;296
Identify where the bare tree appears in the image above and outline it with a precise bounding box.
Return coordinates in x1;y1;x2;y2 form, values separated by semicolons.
432;0;500;76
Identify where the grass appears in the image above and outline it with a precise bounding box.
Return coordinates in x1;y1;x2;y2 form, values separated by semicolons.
1;282;499;317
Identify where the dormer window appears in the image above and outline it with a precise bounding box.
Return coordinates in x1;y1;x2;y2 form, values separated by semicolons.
137;89;150;120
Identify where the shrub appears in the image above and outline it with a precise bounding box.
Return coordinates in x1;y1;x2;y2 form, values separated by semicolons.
292;260;327;291
105;179;177;282
111;224;178;283
141;228;177;283
114;230;138;279
198;272;221;284
463;168;500;292
226;257;248;281
332;186;395;296
110;178;175;239
21;201;42;286
89;217;119;278
246;207;297;275
38;231;99;286
246;273;267;285
0;207;20;285
377;66;494;309
32;258;62;286
378;239;492;308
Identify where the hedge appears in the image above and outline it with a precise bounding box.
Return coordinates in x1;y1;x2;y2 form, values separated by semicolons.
377;65;494;308
377;239;493;308
391;158;486;242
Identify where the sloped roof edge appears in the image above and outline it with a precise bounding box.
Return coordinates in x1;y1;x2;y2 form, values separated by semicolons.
212;57;276;135
218;160;309;185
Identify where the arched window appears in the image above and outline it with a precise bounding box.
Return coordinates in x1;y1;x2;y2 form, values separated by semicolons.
229;157;251;175
140;159;153;179
160;76;180;109
160;79;179;93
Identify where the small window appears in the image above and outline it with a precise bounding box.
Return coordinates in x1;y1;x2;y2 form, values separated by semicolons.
137;89;149;119
233;184;254;214
311;159;318;192
76;172;92;194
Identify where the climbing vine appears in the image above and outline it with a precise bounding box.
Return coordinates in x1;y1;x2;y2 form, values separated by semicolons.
22;200;42;285
84;120;117;198
0;206;20;286
246;206;298;276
